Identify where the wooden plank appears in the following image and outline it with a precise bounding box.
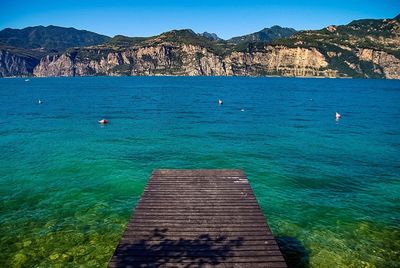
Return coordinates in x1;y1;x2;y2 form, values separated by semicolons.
109;256;286;264
108;262;288;268
152;169;245;176
109;169;287;267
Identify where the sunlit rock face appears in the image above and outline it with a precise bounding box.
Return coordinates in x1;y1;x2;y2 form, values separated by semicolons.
33;44;341;78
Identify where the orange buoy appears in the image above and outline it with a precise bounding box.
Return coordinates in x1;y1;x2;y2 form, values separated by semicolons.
98;119;108;124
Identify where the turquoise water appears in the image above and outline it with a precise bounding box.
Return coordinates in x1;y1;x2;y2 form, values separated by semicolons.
0;77;399;267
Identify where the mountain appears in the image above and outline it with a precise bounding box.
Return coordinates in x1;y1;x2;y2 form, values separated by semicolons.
2;17;400;79
228;26;297;44
31;27;330;77
270;17;400;78
104;29;233;56
198;32;222;41
0;25;110;77
33;18;400;79
0;25;110;51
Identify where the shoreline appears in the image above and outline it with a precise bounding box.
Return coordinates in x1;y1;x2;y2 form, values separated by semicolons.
1;74;386;80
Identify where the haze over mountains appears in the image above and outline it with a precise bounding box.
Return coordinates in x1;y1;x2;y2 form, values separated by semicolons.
1;15;400;79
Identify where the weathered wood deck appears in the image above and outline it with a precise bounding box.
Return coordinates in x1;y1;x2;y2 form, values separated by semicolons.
109;169;287;267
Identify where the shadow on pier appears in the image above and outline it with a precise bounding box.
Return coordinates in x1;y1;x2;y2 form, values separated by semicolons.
111;228;244;267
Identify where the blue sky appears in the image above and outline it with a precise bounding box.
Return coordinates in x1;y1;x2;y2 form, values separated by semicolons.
1;0;399;39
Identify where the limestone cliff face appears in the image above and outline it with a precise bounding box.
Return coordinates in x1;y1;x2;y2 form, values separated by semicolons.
357;48;400;79
33;54;75;76
180;45;227;76
0;49;39;77
225;46;336;77
34;44;340;78
33;42;400;79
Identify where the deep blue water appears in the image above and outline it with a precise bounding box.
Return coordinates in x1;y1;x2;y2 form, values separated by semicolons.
0;76;399;267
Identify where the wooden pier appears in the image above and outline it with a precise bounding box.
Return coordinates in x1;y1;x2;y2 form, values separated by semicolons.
109;169;287;267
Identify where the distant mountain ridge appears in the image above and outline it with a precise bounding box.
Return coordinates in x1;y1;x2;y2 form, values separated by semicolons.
0;25;110;51
198;32;221;41
1;16;400;79
228;26;297;44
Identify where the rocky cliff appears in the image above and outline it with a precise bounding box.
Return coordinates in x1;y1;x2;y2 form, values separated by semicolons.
0;48;40;77
270;16;400;78
356;48;400;79
33;43;338;77
33;41;400;79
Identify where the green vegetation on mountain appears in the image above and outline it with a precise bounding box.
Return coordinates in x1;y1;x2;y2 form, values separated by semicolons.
272;17;400;50
0;25;110;52
103;29;235;56
144;29;234;56
106;35;149;47
0;45;45;59
228;26;297;45
198;32;221;41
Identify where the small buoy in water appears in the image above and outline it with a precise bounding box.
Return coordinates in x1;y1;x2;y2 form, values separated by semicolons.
38;99;43;104
98;119;108;124
336;112;341;120
241;108;245;112
25;79;30;82
218;99;223;105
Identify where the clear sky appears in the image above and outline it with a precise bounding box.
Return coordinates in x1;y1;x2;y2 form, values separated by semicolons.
1;0;399;39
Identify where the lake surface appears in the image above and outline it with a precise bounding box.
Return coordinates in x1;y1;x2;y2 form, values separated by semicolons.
0;76;399;267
